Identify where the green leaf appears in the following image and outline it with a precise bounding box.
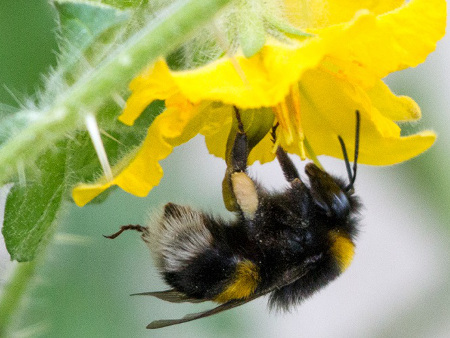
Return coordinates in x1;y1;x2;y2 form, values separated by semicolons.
0;260;38;336
54;1;130;66
0;103;19;116
102;0;148;10
61;0;148;10
1;100;161;261
54;1;130;51
2;143;68;262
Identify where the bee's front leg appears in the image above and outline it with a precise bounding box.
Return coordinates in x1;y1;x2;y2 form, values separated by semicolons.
271;123;301;183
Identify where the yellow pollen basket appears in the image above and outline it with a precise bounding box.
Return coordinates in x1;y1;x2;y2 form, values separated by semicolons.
329;231;355;272
214;260;260;303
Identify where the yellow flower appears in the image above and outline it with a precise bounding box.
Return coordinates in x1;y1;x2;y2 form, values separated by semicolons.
73;0;446;207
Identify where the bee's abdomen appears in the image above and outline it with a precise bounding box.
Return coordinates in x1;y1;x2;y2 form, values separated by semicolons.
145;203;260;302
145;203;213;271
164;248;236;299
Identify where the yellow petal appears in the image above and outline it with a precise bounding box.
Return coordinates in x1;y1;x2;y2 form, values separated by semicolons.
357;130;436;166
376;0;446;72
284;0;404;29
201;104;234;159
292;68;434;165
247;131;276;165
73;182;114;207
318;0;446;87
119;59;178;126
367;80;421;121
169;40;327;108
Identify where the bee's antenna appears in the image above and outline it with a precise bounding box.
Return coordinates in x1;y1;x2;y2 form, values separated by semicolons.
351;110;361;186
338;110;361;192
338;135;353;189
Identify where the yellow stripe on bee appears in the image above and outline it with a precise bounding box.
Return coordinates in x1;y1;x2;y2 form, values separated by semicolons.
214;260;260;303
329;231;355;272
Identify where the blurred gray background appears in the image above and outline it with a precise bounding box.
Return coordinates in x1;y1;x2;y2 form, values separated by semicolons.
0;1;449;337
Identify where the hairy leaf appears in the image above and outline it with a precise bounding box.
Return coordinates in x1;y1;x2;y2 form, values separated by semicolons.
2;100;161;261
54;1;130;71
2;144;68;262
55;0;130;48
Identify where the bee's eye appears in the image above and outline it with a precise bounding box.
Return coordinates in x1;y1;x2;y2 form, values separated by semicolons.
305;163;350;219
326;190;350;218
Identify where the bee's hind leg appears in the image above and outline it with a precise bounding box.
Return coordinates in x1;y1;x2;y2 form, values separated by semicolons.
228;107;259;220
230;106;248;173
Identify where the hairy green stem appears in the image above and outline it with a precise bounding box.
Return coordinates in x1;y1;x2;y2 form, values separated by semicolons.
0;261;38;335
0;0;232;185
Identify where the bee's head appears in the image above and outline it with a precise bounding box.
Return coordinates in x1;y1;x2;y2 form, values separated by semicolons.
305;163;353;220
304;110;361;222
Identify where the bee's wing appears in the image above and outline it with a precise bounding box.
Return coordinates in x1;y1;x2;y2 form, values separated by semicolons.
131;289;206;303
146;298;254;329
145;264;311;329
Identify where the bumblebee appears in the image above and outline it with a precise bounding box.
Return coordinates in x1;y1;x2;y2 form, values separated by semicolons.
106;109;361;329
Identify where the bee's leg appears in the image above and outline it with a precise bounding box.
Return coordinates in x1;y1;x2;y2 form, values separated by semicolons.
231;107;248;172
271;124;301;183
103;224;146;239
275;147;301;183
229;107;259;219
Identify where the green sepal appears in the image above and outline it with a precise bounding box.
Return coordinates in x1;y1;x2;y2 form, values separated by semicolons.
266;16;314;39
237;1;266;58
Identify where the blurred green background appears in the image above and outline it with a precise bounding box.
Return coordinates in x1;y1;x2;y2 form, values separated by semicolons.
0;1;449;337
